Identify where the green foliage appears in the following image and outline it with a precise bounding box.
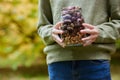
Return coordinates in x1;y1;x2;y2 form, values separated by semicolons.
0;0;45;69
116;39;120;48
0;0;120;70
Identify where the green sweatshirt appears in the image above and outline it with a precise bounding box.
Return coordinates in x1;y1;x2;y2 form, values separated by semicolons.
37;0;120;64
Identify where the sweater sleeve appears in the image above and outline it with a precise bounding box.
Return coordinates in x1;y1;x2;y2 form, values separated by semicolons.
37;0;55;45
95;0;120;43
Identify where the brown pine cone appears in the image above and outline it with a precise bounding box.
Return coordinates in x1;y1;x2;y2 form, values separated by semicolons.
60;6;85;46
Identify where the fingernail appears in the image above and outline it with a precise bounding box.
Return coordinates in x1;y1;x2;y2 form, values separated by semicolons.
60;39;63;42
80;30;83;33
82;23;86;25
61;31;64;33
80;30;85;32
60;40;62;42
81;39;84;41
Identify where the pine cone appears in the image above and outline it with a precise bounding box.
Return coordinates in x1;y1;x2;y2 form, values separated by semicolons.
60;6;85;46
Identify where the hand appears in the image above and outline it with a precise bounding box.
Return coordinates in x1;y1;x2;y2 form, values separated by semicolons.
80;23;99;46
51;22;65;47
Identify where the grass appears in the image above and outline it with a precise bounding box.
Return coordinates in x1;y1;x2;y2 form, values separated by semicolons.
0;73;49;80
0;64;120;80
0;73;119;80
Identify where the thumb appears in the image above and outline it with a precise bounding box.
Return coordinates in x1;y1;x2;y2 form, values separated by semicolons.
54;21;63;29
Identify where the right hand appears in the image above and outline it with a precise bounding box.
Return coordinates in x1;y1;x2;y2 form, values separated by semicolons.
51;22;65;47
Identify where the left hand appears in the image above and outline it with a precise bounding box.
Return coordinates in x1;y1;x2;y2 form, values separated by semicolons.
80;23;99;46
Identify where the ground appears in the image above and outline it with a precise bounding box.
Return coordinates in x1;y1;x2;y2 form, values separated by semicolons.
0;61;120;80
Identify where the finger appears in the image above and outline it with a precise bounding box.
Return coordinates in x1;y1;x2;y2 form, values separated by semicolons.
52;34;63;42
83;40;92;46
82;23;94;29
56;39;65;48
81;35;98;41
52;28;64;34
52;34;65;47
80;29;98;34
54;21;63;29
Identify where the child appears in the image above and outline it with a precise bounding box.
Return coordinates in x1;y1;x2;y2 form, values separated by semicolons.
37;0;120;80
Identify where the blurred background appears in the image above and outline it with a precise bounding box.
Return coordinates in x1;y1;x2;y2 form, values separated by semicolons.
0;0;120;80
